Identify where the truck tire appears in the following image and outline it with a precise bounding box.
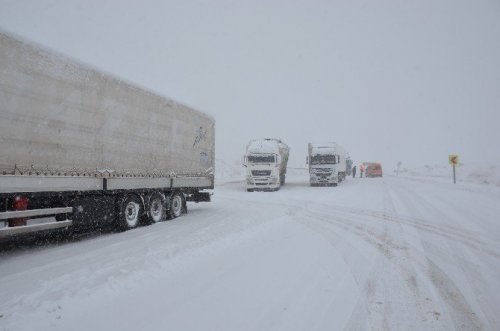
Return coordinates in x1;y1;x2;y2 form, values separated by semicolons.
168;192;184;219
147;192;167;223
118;195;143;230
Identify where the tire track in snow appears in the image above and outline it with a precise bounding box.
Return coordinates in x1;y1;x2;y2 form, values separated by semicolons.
222;186;450;329
307;201;500;261
0;198;290;325
218;193;379;329
292;182;484;331
225;180;490;330
292;208;437;330
389;181;491;330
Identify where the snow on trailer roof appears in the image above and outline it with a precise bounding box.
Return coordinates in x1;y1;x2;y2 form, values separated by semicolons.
311;147;336;155
0;30;215;123
247;139;287;154
309;142;337;155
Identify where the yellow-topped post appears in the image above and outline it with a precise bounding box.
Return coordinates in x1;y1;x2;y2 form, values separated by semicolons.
449;155;459;184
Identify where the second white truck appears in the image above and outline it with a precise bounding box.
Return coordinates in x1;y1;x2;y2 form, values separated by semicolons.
244;139;290;192
307;142;348;186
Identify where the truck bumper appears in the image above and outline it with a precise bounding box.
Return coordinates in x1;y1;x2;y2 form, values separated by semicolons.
246;176;281;191
0;219;73;238
310;175;338;185
0;207;74;238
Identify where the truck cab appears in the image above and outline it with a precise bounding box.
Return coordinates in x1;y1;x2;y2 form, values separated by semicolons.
244;153;281;191
244;139;289;192
307;143;339;186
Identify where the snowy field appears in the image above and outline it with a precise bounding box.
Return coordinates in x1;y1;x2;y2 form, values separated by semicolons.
1;172;500;330
398;164;500;187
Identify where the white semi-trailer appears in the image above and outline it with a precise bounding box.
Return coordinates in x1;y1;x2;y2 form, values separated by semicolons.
0;32;215;238
307;142;348;186
244;139;289;191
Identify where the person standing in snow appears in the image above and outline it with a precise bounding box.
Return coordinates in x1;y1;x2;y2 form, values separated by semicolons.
352;165;357;178
360;163;364;178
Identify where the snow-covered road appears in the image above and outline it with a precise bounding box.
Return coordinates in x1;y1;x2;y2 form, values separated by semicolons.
1;175;500;330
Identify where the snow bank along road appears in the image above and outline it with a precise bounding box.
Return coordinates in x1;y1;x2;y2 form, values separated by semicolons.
1;175;499;330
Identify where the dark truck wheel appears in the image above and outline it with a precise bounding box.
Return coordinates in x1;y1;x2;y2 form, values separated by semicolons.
118;195;143;230
147;192;167;223
168;192;184;219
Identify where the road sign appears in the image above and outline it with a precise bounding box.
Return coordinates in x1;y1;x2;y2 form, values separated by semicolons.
449;155;459;165
449;154;459;184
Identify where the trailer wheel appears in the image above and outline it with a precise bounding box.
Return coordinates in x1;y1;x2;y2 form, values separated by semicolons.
168;192;184;219
119;195;143;230
147;192;167;223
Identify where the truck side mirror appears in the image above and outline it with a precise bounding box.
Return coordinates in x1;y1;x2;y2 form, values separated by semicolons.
276;154;281;165
306;156;309;165
243;156;247;167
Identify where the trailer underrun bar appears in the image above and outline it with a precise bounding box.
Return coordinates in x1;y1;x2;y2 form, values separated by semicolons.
0;220;73;237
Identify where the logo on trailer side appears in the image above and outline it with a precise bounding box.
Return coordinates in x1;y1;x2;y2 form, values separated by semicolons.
193;126;207;148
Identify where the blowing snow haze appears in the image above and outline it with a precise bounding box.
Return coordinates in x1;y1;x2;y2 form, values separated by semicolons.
0;0;499;169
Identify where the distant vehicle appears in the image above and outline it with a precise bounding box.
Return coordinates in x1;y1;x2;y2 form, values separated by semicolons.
307;142;348;186
0;32;214;238
366;163;383;177
244;139;290;192
363;162;373;169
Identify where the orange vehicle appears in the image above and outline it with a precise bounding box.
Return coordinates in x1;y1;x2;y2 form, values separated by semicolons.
365;163;383;177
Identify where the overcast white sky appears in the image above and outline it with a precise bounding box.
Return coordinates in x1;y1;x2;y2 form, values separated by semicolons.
0;0;499;169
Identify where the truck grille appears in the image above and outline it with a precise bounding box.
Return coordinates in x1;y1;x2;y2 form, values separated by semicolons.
252;170;271;176
313;168;332;174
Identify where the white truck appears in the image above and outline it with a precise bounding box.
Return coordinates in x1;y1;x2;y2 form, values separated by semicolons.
0;32;215;238
307;142;348;186
244;139;290;192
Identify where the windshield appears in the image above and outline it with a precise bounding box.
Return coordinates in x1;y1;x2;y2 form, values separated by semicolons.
248;154;275;163
311;155;336;165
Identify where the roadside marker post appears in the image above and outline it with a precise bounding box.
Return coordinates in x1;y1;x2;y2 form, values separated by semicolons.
448;155;459;184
